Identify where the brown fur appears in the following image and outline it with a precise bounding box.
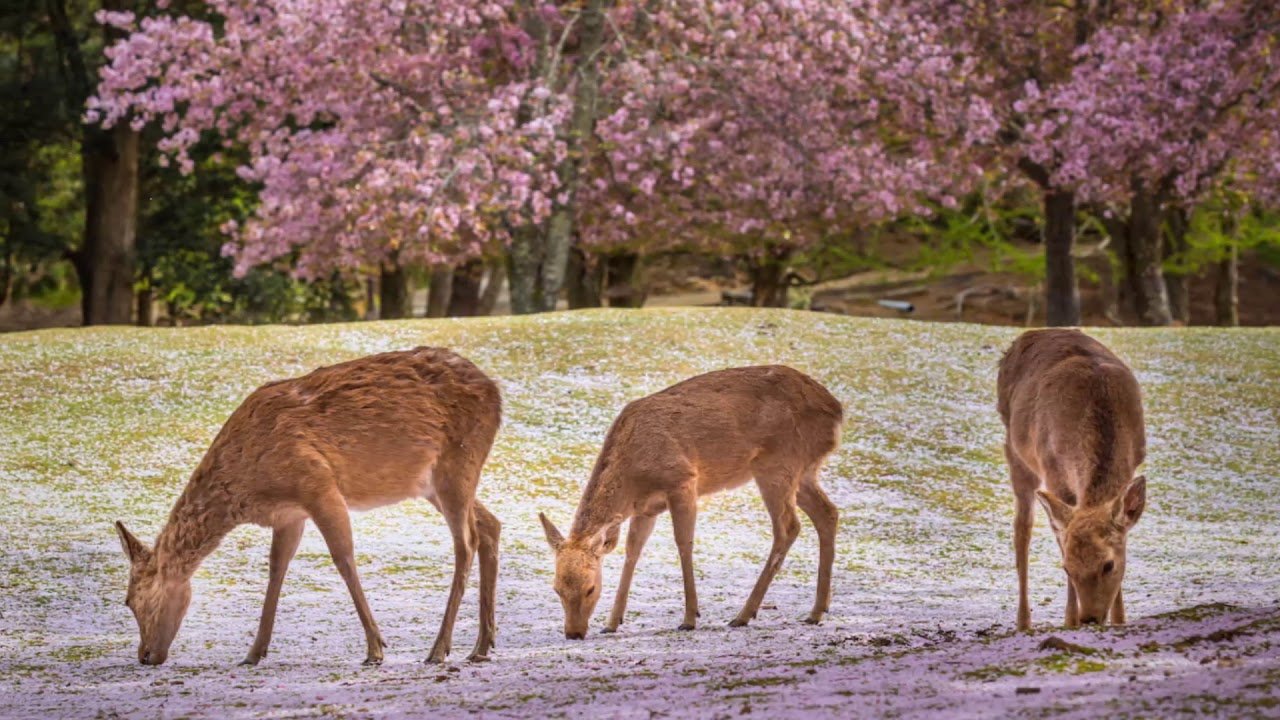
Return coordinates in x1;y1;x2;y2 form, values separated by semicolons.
998;329;1148;631
540;365;843;638
114;347;502;666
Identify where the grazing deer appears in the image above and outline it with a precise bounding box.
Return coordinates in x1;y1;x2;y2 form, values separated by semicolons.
113;347;502;666
998;329;1148;631
539;365;843;639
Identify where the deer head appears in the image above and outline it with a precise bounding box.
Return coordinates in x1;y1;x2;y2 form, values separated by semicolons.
1037;476;1147;625
539;513;619;639
115;522;191;665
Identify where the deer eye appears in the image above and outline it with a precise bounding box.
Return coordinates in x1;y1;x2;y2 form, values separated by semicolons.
585;586;596;596
1101;560;1115;575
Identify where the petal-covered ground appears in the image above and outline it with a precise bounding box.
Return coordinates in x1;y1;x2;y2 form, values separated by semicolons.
0;309;1277;718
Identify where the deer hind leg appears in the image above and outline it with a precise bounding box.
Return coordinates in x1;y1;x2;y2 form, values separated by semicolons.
668;488;700;631
242;517;306;666
426;457;480;664
731;467;802;628
468;500;501;662
1064;579;1080;628
1008;450;1038;633
604;513;658;633
796;469;838;625
1013;489;1036;632
309;495;386;665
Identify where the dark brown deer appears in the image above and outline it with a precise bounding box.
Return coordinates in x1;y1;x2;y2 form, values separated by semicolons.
540;365;843;639
998;329;1148;631
113;347;502;666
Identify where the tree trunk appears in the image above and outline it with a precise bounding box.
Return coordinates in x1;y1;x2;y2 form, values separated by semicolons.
379;261;410;319
1163;207;1190;325
447;259;485;317
479;261;505;316
1043;190;1080;327
530;0;610;313
78;124;139;325
604;252;646;308
748;246;793;308
426;265;453;318
507;226;542;314
364;277;378;320
567;246;604;309
1214;240;1239;327
135;284;154;327
1125;184;1173;326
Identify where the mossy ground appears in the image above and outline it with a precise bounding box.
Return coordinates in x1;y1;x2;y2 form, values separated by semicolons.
0;309;1277;718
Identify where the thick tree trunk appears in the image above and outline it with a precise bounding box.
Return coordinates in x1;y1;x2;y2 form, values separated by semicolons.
447;259;485;317
1125;184;1173;326
478;261;505;316
78;124;139;325
604;252;646;308
379;261;410;319
426;265;453;318
1214;241;1239;326
135;284;154;327
507;226;542;314
1163;207;1190;325
748;246;793;308
520;0;609;313
567;246;604;309
1043;190;1080;327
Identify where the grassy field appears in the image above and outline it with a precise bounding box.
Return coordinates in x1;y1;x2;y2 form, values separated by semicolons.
1;308;1277;718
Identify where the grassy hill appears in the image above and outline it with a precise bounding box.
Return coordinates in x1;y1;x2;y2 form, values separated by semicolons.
1;309;1277;717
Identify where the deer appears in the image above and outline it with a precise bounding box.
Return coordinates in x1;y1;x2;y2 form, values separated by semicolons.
539;365;843;640
112;347;502;666
997;329;1148;632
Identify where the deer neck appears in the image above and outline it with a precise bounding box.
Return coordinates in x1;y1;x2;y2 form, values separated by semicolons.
570;468;632;539
153;468;240;580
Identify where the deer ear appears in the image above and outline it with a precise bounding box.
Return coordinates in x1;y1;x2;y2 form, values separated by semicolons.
1120;475;1147;529
1035;490;1074;532
115;521;150;563
539;512;565;552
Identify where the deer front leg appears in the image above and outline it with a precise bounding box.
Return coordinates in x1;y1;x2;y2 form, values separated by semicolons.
468;501;501;662
1110;585;1126;625
604;514;657;633
242;518;306;666
1064;578;1080;628
1013;491;1034;632
731;476;801;628
309;497;387;666
668;492;699;631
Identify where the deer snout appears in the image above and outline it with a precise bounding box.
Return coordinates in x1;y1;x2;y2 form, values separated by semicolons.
1079;615;1103;626
138;646;167;665
565;631;585;640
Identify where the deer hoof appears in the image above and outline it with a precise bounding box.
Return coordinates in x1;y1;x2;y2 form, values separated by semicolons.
677;622;696;632
600;626;618;635
467;652;491;663
728;618;750;628
362;656;383;667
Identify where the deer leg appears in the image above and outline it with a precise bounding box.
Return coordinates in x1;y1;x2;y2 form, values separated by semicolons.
427;494;476;664
309;498;386;665
1064;579;1080;628
668;490;699;631
1110;586;1126;625
242;518;306;666
604;514;658;633
467;500;501;662
731;472;801;627
796;473;838;625
1013;490;1035;632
